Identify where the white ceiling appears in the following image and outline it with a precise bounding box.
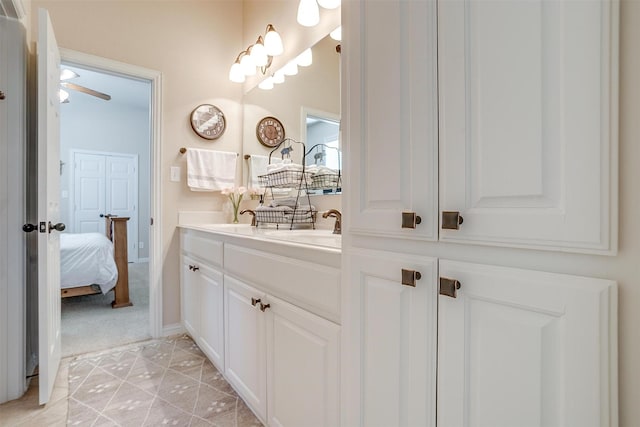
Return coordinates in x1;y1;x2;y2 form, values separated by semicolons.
60;64;151;109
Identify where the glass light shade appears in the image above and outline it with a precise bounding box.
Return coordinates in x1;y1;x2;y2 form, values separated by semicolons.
283;61;299;76
296;48;313;67
330;26;342;41
272;70;285;84
58;89;70;103
251;39;269;67
229;62;245;83
240;53;257;76
258;77;274;90
264;25;284;56
60;69;79;81
297;0;320;27
318;0;340;9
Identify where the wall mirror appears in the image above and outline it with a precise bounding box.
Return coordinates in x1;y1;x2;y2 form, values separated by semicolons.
242;33;341;195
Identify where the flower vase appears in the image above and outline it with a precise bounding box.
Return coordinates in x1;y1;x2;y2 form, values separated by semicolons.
231;203;240;224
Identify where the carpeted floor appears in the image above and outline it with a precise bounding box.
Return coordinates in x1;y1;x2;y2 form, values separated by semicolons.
67;334;263;426
61;262;151;357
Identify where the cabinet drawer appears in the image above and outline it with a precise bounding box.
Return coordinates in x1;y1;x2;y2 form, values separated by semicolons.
224;244;341;323
181;229;223;268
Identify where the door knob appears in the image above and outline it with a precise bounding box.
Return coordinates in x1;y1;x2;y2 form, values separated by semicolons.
100;214;105;217
48;222;66;233
22;223;37;233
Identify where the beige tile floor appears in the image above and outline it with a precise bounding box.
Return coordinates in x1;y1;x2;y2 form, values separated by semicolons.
0;358;71;426
0;335;263;427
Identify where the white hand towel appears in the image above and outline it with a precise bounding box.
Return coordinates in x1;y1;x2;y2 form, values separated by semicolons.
187;148;237;191
248;155;282;189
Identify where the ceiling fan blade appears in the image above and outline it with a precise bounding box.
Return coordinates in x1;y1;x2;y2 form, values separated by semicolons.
61;82;111;101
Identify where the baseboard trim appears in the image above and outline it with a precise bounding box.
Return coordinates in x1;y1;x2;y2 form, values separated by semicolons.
162;323;186;337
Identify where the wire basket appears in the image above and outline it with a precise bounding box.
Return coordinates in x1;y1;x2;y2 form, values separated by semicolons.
255;206;317;225
258;170;313;188
309;173;342;190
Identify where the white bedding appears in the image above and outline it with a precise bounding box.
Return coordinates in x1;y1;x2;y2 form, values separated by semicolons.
60;232;118;294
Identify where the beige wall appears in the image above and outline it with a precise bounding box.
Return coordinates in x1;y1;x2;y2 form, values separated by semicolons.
28;0;245;327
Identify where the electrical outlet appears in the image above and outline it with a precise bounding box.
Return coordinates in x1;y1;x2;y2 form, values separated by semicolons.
170;166;181;182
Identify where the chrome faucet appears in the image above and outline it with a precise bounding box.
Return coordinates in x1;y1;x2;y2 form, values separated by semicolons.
240;209;257;226
322;209;342;235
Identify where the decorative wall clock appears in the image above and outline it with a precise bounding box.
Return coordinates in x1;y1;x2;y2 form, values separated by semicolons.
256;116;285;147
190;104;226;140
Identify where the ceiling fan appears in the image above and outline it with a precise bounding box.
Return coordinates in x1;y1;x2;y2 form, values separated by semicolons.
59;68;111;103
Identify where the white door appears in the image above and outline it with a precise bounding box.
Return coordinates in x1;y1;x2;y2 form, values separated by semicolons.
437;260;617;427
72;150;138;262
266;294;340;427
344;0;438;240
199;263;224;372
345;248;438;427
224;276;267;421
73;152;106;233
438;0;618;254
37;8;62;405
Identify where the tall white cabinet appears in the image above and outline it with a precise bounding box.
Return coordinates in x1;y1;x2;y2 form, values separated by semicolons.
342;0;618;426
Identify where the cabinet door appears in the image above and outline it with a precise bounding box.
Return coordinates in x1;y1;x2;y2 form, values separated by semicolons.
438;0;618;254
198;264;224;372
345;249;437;427
265;295;340;427
181;255;199;338
438;260;617;427
343;0;438;240
224;276;267;421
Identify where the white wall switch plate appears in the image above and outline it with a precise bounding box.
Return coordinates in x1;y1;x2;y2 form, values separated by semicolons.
170;166;181;182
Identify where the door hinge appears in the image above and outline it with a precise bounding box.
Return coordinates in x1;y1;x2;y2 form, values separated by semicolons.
439;277;461;298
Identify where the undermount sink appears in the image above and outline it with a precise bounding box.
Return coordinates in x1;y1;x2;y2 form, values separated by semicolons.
262;229;341;248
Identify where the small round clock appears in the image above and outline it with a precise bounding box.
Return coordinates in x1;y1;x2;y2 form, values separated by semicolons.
256;116;285;147
190;104;226;140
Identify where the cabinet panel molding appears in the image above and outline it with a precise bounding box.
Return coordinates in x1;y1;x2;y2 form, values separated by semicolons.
438;259;618;427
438;0;619;254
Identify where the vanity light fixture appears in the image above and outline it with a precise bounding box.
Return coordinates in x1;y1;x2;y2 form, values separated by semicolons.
317;0;340;9
229;24;284;83
283;60;299;76
296;48;313;67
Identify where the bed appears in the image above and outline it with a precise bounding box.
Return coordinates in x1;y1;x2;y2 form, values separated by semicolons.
60;216;133;308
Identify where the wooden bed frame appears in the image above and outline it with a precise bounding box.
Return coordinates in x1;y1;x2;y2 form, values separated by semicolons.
60;216;133;309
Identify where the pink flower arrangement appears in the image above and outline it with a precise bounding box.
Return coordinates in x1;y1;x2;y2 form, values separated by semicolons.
221;186;247;223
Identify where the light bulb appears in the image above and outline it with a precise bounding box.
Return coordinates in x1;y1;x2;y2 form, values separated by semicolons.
296;48;313;67
229;62;245;83
264;24;284;56
60;69;79;81
258;77;274;90
59;89;70;103
317;0;340;9
283;61;299;76
251;37;269;67
297;0;320;27
273;70;285;84
330;26;342;41
240;52;256;76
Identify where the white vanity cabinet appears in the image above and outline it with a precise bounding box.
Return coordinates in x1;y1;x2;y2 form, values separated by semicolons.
180;227;341;427
180;231;225;371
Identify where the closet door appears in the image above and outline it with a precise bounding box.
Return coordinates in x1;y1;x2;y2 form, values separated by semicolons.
344;0;438;240
344;249;437;427
438;0;618;254
437;260;617;427
73;152;106;233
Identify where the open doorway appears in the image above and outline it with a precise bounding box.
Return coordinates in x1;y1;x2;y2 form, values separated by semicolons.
58;63;152;356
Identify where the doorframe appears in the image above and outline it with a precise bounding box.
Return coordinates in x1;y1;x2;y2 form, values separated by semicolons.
60;48;164;338
69;149;140;263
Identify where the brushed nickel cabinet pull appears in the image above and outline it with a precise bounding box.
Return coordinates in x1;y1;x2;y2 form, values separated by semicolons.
401;269;422;287
402;211;422;229
439;277;461;298
251;297;261;307
442;211;464;230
